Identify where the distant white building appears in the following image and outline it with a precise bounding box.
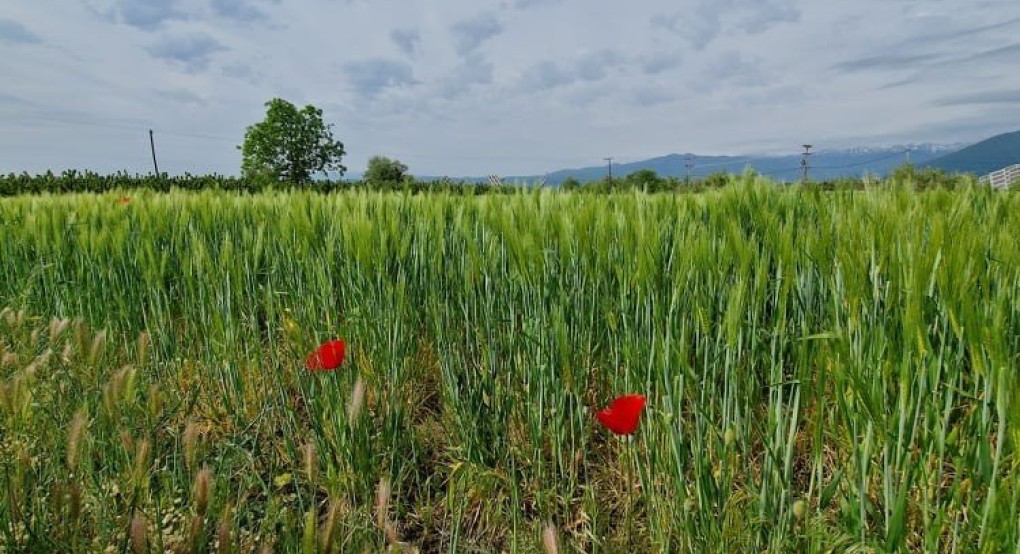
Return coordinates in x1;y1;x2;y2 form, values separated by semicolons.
979;164;1020;189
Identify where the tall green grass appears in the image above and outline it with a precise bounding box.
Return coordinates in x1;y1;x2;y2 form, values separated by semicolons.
1;176;1018;552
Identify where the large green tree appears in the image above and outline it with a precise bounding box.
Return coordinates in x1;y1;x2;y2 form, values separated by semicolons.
239;98;346;182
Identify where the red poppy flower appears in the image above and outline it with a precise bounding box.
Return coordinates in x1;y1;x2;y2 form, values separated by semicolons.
595;394;647;435
305;339;346;371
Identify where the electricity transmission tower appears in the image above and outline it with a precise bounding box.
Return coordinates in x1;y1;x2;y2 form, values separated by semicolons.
800;144;813;184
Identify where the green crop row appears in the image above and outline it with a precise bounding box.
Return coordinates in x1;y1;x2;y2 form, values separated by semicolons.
1;176;1018;552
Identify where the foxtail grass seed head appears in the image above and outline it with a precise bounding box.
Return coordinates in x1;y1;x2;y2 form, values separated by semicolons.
66;408;88;472
73;318;88;348
18;445;32;475
137;331;150;366
384;522;401;548
542;522;559;554
187;514;204;552
133;439;152;488
217;503;234;554
302;442;317;483
183;420;200;471
120;430;135;453
302;509;317;554
147;384;162;420
348;376;367;421
375;476;392;531
62;341;74;364
68;482;82;521
88;329;107;365
130;513;149;554
319;500;340;553
27;349;52;374
49;317;70;340
194;466;213;517
1;350;15;368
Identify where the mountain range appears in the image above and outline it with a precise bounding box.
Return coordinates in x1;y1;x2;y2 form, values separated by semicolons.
421;129;1019;185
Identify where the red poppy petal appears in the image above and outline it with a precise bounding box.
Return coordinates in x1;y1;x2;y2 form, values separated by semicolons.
595;394;647;435
305;339;346;371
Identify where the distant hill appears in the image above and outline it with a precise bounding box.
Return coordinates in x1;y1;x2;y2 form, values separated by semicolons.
506;144;961;185
921;130;1020;175
402;142;975;185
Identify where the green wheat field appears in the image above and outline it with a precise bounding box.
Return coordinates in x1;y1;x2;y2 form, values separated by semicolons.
1;176;1018;553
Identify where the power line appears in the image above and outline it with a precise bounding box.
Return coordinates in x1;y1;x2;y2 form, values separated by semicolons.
10;112;238;143
811;149;912;170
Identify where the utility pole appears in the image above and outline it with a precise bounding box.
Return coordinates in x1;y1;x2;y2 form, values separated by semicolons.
800;144;813;184
684;155;694;185
604;157;613;184
149;129;160;175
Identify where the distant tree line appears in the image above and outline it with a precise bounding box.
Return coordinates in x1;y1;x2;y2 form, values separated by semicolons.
0;98;990;197
0;165;988;197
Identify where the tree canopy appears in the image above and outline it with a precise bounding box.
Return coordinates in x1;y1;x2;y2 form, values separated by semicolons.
364;156;409;185
239;98;346;183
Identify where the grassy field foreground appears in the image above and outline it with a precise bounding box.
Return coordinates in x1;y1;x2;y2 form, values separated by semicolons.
1;178;1018;552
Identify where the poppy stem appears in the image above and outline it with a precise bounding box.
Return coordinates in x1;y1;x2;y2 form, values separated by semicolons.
625;438;635;547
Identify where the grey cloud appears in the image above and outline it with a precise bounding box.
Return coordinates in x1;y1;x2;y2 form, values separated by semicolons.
390;28;421;57
940;15;1020;40
520;60;575;90
631;87;675;107
957;42;1020;64
895;15;1020;50
879;76;919;89
211;0;267;23
660;5;720;51
575;51;623;81
686;5;722;50
519;51;625;91
148;33;227;72
513;0;562;8
439;52;493;98
650;13;679;32
155;89;206;106
832;53;942;72
641;51;682;75
858;16;1020;76
0;18;42;44
222;62;260;82
453;52;493;85
934;90;1020;107
653;0;800;50
343;59;417;97
109;0;188;30
451;13;503;56
733;0;800;34
0;93;39;109
696;51;766;91
876;42;1020;87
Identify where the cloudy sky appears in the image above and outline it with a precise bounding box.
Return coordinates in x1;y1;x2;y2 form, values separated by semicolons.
1;0;1018;177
